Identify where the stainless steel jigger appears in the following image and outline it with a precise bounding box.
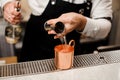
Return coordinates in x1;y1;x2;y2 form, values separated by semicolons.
5;1;22;44
44;21;67;44
44;21;65;34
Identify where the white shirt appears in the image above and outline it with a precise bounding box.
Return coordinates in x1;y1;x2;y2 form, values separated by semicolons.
0;0;112;40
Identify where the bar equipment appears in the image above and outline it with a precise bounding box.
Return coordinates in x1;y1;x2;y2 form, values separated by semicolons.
54;40;75;69
44;21;65;34
1;50;120;79
5;1;22;44
44;21;67;44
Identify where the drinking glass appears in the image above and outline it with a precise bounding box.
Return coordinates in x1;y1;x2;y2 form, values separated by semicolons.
54;40;75;70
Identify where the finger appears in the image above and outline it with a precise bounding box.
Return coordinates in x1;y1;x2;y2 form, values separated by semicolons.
4;10;20;23
54;34;64;39
7;7;22;20
54;32;66;39
46;19;60;27
12;20;21;24
4;14;21;25
54;36;59;39
48;30;56;34
12;14;22;20
4;11;12;23
8;19;20;25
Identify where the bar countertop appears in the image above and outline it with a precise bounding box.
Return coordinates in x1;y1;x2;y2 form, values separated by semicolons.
0;50;120;80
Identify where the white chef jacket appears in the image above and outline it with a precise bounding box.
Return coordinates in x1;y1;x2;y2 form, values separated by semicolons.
0;0;112;40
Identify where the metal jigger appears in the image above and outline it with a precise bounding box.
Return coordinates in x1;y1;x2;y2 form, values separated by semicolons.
44;21;65;34
5;1;22;44
44;21;67;44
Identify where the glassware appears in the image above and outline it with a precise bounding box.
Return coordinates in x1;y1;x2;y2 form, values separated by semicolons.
54;40;75;70
5;24;22;44
5;1;23;44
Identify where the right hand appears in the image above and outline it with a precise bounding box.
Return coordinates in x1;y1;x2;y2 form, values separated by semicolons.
3;1;22;25
46;12;87;39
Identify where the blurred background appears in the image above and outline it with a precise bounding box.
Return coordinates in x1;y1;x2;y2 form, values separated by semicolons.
0;0;120;62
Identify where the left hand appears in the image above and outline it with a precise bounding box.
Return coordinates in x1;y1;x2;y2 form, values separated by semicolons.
46;12;87;39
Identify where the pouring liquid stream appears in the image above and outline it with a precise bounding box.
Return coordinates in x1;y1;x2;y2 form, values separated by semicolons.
59;36;69;52
44;21;68;49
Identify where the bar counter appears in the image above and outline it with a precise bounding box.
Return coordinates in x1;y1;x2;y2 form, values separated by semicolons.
0;50;120;80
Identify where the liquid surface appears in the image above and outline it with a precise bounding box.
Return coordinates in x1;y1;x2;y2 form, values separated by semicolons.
55;44;74;53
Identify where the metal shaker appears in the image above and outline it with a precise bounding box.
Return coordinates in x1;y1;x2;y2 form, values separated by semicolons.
5;1;22;44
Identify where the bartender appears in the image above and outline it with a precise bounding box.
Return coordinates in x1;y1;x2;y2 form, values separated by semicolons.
1;0;112;62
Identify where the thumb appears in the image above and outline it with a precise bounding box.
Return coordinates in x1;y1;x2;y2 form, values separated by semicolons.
46;19;60;26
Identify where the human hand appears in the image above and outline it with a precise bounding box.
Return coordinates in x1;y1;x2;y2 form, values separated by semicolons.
46;12;87;39
3;1;22;25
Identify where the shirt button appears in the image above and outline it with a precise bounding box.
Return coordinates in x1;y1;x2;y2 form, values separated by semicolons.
79;9;84;14
86;7;90;10
87;2;90;5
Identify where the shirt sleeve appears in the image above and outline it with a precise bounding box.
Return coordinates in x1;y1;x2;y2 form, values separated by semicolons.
0;0;13;8
81;0;112;39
